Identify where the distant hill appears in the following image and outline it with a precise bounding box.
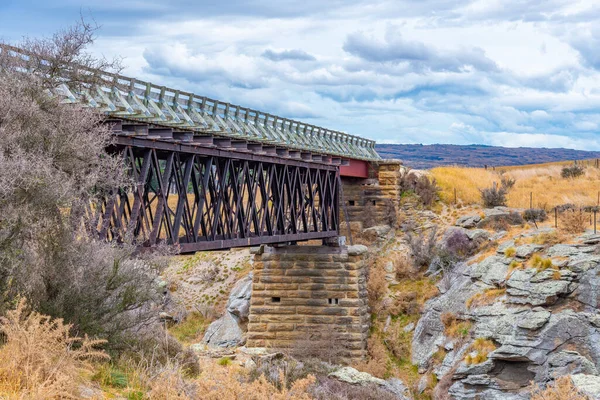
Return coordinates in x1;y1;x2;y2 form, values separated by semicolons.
375;144;600;169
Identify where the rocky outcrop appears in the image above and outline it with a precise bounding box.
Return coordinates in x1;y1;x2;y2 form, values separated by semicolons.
456;215;481;229
413;227;600;398
201;273;253;348
329;367;411;399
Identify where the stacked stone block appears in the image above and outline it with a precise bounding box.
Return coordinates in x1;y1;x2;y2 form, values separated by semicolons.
247;244;369;362
340;159;403;230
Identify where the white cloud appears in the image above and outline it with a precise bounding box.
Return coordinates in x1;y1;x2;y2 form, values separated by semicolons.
10;0;600;150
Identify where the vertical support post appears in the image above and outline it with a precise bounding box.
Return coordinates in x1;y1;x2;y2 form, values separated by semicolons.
555;207;558;228
454;188;457;204
338;175;353;246
530;192;533;209
149;152;175;245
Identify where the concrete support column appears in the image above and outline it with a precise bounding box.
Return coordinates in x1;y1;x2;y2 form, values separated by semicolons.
247;244;369;363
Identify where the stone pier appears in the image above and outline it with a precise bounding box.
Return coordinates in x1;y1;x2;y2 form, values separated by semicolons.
247;244;369;362
341;159;403;232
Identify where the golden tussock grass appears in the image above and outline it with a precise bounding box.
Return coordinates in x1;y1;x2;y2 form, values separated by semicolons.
464;338;496;365
531;231;565;246
441;312;472;339
504;247;516;257
529;254;554;271
0;299;109;400
531;376;590;400
431;160;600;209
466;288;506;308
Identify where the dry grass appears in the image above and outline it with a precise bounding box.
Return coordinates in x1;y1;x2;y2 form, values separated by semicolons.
504;247;516;257
196;362;315;400
464;338;496;365
531;231;565;245
168;312;210;345
506;260;524;279
531;376;590;400
0;300;109;399
431;161;600;209
441;312;472;339
466;288;506;308
529;254;554;271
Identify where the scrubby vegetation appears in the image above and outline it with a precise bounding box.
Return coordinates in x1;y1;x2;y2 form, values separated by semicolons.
559;210;588;234
561;163;585;179
531;376;590;400
432;161;600;208
480;182;509;207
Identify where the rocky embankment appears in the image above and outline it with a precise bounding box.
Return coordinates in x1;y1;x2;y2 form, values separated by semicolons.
413;207;600;399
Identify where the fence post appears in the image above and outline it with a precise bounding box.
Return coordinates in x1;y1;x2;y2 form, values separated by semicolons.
555;207;558;228
595;210;597;234
454;188;457;204
530;192;533;209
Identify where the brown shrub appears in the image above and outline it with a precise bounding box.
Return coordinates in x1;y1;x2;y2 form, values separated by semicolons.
367;262;388;308
531;376;589;400
146;365;197;399
353;337;388;379
384;322;411;360
388;292;420;316
393;253;416;280
310;377;398;400
0;300;109;399
195;362;315;400
532;231;564;246
559;210;588;234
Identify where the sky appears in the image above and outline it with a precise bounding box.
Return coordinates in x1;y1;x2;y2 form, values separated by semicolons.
2;0;600;150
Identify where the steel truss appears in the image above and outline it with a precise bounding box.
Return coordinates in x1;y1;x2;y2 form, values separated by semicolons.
93;139;340;252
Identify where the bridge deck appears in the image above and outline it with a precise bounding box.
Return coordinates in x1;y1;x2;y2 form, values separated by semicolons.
93;121;340;252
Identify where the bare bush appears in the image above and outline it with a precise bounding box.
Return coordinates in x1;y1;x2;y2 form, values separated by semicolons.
415;176;439;207
399;171;439;207
478;211;524;231
367;261;388;308
361;200;377;228
0;21;172;358
524;208;548;227
480;182;507;207
310;377;398;400
0;18;122;90
382;198;398;227
406;226;438;268
559;210;588;234
500;175;516;190
443;229;475;259
561;163;585;179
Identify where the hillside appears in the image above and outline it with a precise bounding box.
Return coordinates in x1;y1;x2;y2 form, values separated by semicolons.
376;144;600;169
431;161;600;209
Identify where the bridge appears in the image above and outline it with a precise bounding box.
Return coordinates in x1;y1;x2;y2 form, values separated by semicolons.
3;44;402;360
4;44;381;251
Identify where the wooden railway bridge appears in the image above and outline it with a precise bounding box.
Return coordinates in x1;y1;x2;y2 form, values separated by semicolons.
2;45;383;252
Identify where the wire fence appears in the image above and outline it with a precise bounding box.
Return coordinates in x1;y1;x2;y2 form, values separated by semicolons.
448;188;600;234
